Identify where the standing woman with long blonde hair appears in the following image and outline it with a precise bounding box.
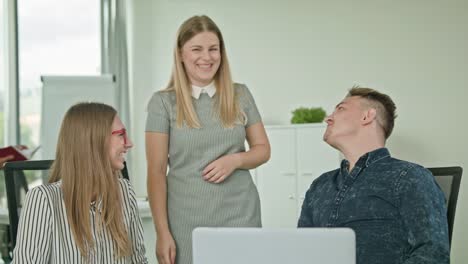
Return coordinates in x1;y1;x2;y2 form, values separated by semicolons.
13;102;148;263
145;15;270;264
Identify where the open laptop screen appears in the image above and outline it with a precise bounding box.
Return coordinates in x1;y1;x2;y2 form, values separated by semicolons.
193;228;355;264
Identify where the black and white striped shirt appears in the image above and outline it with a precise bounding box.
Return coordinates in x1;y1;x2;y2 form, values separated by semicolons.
12;178;148;263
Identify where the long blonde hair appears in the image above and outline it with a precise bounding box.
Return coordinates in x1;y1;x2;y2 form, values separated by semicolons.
48;102;131;258
166;15;242;128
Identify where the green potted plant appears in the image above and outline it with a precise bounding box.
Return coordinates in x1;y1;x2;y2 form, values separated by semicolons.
291;107;327;124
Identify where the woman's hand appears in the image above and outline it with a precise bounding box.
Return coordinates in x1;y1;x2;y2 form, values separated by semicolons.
202;154;241;183
156;231;176;264
0;155;14;169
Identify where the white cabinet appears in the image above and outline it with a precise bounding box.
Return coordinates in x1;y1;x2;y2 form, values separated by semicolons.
254;124;339;228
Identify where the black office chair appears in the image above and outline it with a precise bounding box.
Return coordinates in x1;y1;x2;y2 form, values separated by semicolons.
2;160;129;259
427;166;462;246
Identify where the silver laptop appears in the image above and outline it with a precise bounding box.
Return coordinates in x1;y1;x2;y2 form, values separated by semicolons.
193;228;356;264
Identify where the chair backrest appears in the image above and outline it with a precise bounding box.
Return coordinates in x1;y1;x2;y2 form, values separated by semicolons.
427;166;462;246
3;160;53;252
3;160;129;251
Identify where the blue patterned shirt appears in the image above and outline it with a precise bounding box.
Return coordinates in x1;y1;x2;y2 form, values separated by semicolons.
298;148;449;264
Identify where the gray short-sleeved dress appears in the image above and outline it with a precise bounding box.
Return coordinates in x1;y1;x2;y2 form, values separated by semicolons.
145;83;262;264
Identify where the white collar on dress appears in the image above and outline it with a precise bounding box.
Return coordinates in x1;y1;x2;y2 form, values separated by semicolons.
191;82;216;99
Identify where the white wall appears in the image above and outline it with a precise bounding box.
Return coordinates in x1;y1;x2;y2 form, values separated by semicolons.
129;0;468;262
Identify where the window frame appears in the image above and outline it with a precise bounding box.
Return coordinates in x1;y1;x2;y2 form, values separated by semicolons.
1;0;20;146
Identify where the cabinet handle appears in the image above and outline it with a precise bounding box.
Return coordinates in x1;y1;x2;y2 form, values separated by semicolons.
301;172;314;177
281;172;296;176
288;194;295;200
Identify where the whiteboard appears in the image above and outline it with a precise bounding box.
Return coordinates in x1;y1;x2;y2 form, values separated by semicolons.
40;75;116;159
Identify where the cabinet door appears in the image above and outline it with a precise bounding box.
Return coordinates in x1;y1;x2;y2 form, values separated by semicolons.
257;128;297;227
296;126;339;215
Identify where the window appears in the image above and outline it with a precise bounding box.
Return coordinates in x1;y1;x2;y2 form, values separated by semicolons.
18;0;101;149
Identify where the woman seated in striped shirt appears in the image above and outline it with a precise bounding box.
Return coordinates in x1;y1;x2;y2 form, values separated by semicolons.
12;102;148;263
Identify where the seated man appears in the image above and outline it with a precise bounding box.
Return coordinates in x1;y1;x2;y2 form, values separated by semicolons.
298;87;449;264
